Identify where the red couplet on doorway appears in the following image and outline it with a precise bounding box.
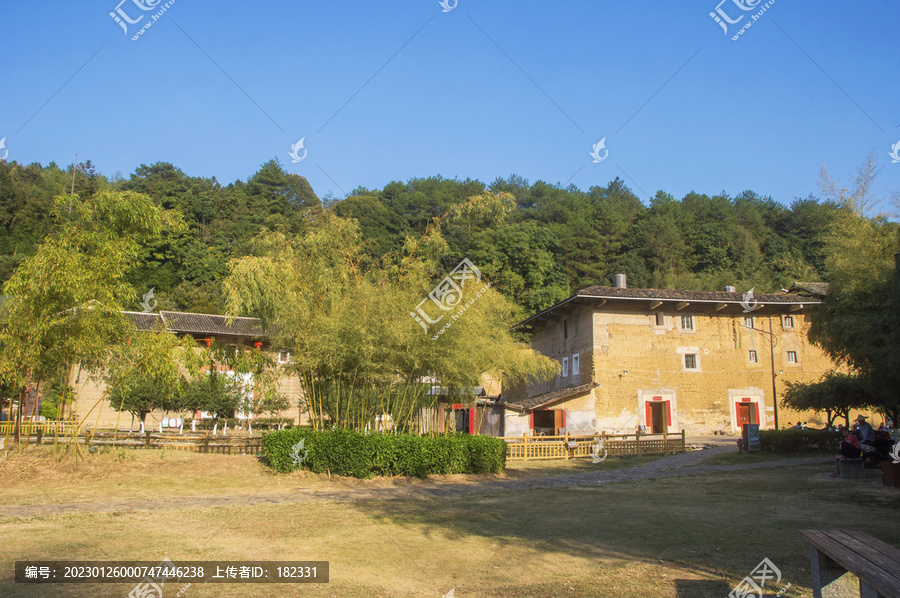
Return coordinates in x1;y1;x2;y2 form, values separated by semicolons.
645;397;672;433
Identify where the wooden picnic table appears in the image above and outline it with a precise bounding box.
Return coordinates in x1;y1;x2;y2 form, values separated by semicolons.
800;529;900;598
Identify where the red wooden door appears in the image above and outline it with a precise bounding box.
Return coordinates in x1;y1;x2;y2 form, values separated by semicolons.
737;402;756;428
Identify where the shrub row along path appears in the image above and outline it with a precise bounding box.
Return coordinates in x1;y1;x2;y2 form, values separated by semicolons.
3;445;831;521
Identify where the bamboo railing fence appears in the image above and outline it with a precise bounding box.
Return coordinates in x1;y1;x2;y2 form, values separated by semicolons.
501;430;686;460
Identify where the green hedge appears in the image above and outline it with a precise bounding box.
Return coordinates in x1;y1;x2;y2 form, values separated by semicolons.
759;429;840;453
262;429;507;478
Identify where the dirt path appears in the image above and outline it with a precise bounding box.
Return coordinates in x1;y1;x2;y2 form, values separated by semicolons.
1;446;833;521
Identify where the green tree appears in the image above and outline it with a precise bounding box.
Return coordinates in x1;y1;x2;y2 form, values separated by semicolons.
808;155;900;433
782;372;873;428
223;205;558;432
107;328;195;429
0;191;183;437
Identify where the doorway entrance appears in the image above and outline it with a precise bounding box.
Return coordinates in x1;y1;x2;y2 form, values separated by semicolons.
647;401;668;433
644;398;671;434
531;409;565;436
736;400;759;429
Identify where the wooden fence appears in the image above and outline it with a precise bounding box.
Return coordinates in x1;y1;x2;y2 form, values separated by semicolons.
0;421;78;438
502;430;686;460
0;425;263;456
89;432;264;455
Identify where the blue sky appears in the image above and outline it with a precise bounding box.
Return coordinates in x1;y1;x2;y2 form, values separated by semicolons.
2;1;899;205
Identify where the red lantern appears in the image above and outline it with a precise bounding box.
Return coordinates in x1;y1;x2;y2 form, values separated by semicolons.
254;342;263;350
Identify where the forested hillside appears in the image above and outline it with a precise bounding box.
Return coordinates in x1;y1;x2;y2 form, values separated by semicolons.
0;159;842;318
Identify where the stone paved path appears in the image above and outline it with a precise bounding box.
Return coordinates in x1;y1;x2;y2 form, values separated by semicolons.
1;447;830;521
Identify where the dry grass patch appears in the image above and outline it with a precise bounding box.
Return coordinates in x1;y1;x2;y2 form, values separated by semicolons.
1;459;897;597
0;445;663;508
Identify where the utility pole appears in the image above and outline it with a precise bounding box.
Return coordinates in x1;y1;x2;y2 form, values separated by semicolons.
741;319;780;430
769;317;779;430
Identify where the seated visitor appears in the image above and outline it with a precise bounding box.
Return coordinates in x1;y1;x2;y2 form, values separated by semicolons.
839;428;862;459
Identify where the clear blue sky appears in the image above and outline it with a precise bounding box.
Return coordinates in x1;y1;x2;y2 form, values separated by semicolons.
2;1;899;205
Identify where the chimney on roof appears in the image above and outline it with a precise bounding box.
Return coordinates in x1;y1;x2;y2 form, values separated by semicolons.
724;285;737;293
613;274;627;289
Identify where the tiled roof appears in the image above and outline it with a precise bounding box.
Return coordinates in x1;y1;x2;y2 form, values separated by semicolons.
518;284;821;328
159;311;266;337
123;310;267;338
123;311;165;331
573;285;814;304
501;383;598;411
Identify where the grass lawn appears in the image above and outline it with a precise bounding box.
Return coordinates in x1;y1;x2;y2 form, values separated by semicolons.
0;447;898;597
699;450;833;466
0;445;664;507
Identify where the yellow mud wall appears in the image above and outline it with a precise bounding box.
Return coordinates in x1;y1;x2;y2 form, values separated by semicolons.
527;305;878;435
71;367;306;430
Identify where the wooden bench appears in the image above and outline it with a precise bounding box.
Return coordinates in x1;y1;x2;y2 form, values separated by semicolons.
800;530;900;598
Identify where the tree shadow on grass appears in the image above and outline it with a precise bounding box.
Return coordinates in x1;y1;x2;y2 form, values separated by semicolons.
347;464;900;597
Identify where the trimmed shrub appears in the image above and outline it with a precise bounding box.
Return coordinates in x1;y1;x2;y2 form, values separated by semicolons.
759;429;840;453
262;429;507;478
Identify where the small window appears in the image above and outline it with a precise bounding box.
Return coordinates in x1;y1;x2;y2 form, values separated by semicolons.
572;353;580;375
684;354;698;369
561;357;569;377
681;315;694;330
563;320;568;339
277;351;291;364
574;316;580;336
787;351;797;364
749;350;757;363
655;312;665;326
783;315;795;329
744;316;754;328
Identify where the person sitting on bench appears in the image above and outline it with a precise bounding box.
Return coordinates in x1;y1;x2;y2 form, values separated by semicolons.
839;428;862;459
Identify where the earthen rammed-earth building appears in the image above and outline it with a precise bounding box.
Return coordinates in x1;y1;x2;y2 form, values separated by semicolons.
501;277;861;436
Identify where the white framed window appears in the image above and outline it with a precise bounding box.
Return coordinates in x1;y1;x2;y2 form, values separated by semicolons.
681;315;694;331
277;351;291;364
561;357;569;377
783;315;795;329
749;350;758;363
572;353;580;376
787;351;797;364
744;316;754;328
684;354;698;369
655;312;665;326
